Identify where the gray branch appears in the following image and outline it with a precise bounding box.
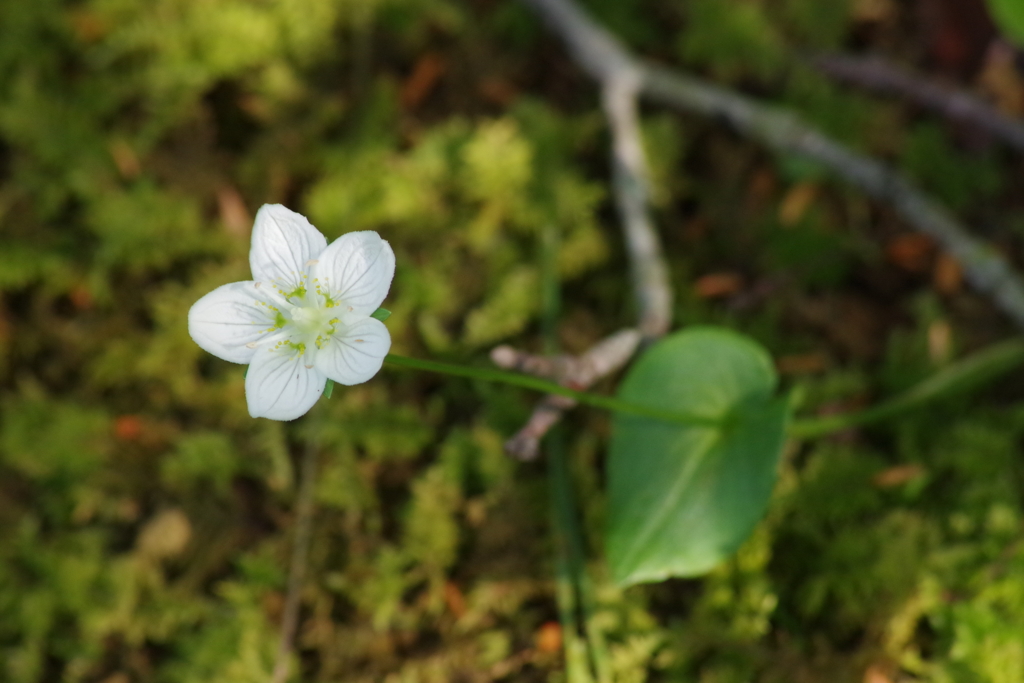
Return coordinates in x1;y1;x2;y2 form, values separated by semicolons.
522;0;1024;330
604;77;673;338
493;329;642;460
522;0;672;338
811;52;1024;154
490;0;675;458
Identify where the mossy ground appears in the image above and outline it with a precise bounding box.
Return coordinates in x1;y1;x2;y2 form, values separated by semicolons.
3;0;1024;681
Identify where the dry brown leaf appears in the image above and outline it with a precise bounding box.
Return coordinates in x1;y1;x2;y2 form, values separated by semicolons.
402;53;446;109
217;185;251;238
109;140;140;179
852;0;896;23
479;78;520;106
114;415;143;442
136;509;192;561
933;252;963;294
69;284;94;311
694;272;744;299
978;41;1024;116
777;352;830;375
778;182;818;227
873;464;926;488
928;320;953;363
886;234;935;272
535;621;563;654
444;581;467;618
99;674;131;683
69;10;108;43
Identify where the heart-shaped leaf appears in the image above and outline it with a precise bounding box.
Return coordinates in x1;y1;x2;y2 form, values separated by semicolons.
607;327;788;586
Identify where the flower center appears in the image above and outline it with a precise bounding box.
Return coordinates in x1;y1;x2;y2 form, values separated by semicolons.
290;304;335;338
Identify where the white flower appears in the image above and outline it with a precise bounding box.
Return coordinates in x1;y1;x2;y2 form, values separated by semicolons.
188;204;395;420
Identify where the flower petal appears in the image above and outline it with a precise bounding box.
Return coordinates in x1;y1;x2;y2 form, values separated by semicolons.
245;344;326;420
311;231;395;315
188;281;280;364
249;204;327;290
314;317;391;385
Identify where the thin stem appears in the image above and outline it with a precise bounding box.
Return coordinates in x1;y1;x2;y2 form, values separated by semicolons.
271;412;321;683
539;219;609;682
790;338;1024;438
393;336;1024;440
384;353;722;428
550;429;612;683
549;427;597;683
789;401;915;439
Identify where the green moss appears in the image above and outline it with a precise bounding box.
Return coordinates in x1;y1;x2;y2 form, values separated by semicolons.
3;0;1024;679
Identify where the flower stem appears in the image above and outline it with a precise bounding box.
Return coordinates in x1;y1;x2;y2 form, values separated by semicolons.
383;353;723;428
272;409;321;683
789;337;1024;438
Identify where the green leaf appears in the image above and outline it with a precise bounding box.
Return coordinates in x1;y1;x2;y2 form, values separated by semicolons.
988;0;1024;47
606;327;788;586
324;379;334;399
371;307;392;321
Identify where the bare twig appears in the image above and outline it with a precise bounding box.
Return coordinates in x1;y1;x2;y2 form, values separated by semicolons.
492;0;671;456
522;0;1024;330
498;0;1024;456
271;426;320;683
494;329;642;460
640;66;1024;327
605;77;673;338
811;52;1024;153
522;0;671;339
492;328;643;384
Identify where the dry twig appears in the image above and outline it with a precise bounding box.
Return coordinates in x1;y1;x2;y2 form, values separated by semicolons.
494;329;642;460
520;0;671;338
493;0;676;457
811;52;1024;153
604;76;673;339
499;0;1024;455
522;0;1024;329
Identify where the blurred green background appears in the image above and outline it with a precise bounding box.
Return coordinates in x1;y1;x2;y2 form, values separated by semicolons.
5;0;1024;681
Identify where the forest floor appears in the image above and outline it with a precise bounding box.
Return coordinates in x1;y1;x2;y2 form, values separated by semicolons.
5;0;1024;681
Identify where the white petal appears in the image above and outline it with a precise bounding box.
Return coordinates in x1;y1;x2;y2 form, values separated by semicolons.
314;317;391;385
245;344;326;420
249;204;327;290
311;231;395;315
188;281;280;364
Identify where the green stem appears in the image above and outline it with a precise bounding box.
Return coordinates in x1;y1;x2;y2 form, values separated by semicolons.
272;405;322;683
384;353;722;428
390;337;1024;439
549;427;597;683
789;338;1024;438
554;432;612;683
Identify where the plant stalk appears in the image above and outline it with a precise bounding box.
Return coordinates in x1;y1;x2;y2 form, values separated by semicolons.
271;413;321;683
384;353;721;428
